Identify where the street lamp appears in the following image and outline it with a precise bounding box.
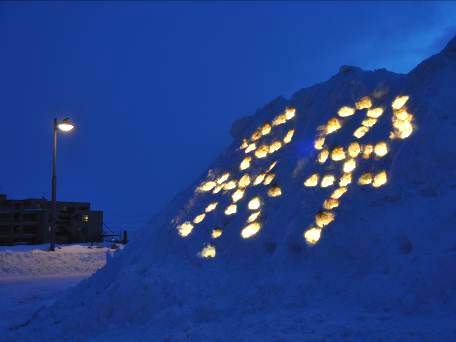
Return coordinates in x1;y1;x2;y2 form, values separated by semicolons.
50;117;75;251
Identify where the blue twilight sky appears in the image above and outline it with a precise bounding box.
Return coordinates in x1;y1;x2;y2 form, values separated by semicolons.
0;1;455;231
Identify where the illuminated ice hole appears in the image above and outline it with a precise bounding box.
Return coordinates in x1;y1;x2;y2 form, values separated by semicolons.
216;173;230;184
224;204;237;215
338;106;355;117
331;147;346;161
367;107;384;119
283;129;295;144
362;118;377;128
261;123;272;136
272;114;287;126
348;142;361;158
238;174;251;188
267;185;282;197
269;141;282;154
318;149;329;164
263;174;275;185
255;145;269;158
267;161;278;172
358;173;373;185
304;227;322;245
373;171;387;188
193;213;206;224
354;126;369;139
247;211;260;223
205;202;218;213
362;144;373;159
343;158;356;173
355;96;372;110
323;198;339;210
211;228;222;239
321;175;335;188
254;173;266;185
240;156;252;170
245;143;256;154
240;139;248;150
325;118;342;135
285;107;296;120
304;173;319;187
392;95;409;110
339;173;352;187
177;221;194;237
374;142;388;157
199;244;216;258
241;222;262;239
248;197;261;211
314;136;325;150
251;129;262;142
315;211;335;228
223;180;237;191
232;189;245;203
331;187;347;199
197;181;217;192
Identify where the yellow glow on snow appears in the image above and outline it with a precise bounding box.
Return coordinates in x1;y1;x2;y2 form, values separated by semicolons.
348;142;361;158
205;202;218;213
394;108;410;120
177;221;194;237
321;175;335;188
338;106;355;117
358;173;373;185
353;126;369;139
247;211;261;223
326;117;342;134
240;156;252;170
314;136;325;150
267;186;282;197
240;139;248;150
223;180;237;191
323;198;339;210
248;197;262;211
343;158;357;173
255;145;269;158
211;228;222;239
224;204;237;215
367;107;384;118
251;129;262;142
238;174;251;188
254;173;266;185
304;174;319;187
269;141;282;153
362;118;377;128
212;184;224;194
198;181;217;192
264;174;276;186
355;96;372;110
193;213;206;224
339;173;352;187
267;161;278;172
331;147;346;161
241;222;262;239
392;95;409;110
285;107;296;120
216;173;230;184
304;227;321;245
232;189;245;203
362;144;373;159
245;143;256;154
318;149;329;164
372;171;387;188
330;187;348;199
315;211;335;228
283;129;295;144
261;123;272;136
374;142;389;157
199;244;216;258
272;114;287;126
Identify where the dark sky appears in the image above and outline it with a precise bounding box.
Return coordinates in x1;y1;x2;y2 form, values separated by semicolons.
1;1;455;232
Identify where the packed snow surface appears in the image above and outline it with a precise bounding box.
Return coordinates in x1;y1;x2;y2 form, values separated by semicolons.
6;36;456;341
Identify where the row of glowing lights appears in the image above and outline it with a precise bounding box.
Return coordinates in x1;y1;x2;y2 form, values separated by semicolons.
194;108;297;258
303;95;413;245
178;109;298;258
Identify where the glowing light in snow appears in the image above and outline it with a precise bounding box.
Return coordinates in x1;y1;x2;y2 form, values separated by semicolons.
255;145;269;159
323;198;339;210
315;211;335;228
223;181;237;191
238;174;251;188
212;184;223;194
367;107;383;118
241;222;261;239
374;142;388;157
362;118;377;128
199;244;216;258
304;174;319;187
392;95;409;110
353;126;369;139
205;202;218;213
339;173;352;187
330;187;347;199
254;174;266;185
251;129;262;142
198;181;216;192
232;189;245;203
263;174;275;186
248;197;261;211
272;114;287;126
355;96;372;110
283;129;295;144
343;158;356;173
321;175;335;188
240;156;252;170
304;227;321;245
216;173;230;184
331;147;346;161
225;204;237;215
212;228;222;239
177;222;194;237
362;144;373;159
318;149;329;164
285;108;296;120
247;211;261;223
193;213;206;224
358;173;373;185
261;123;272;136
245;143;256;154
240;139;248;149
326;117;342;134
314;136;325;150
267;161;278;172
338;106;355;117
269;141;282;154
372;171;387;187
348;142;361;158
267;186;282;197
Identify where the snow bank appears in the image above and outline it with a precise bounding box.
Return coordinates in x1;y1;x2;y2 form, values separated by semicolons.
8;35;456;341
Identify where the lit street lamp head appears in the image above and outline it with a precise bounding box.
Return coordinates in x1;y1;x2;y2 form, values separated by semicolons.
57;118;75;132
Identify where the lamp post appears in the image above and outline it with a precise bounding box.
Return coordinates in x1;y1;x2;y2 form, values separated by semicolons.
50;118;75;251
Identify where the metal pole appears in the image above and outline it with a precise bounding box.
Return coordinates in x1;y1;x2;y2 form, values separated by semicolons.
50;118;57;251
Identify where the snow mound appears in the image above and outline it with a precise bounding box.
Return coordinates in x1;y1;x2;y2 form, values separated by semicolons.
10;35;456;341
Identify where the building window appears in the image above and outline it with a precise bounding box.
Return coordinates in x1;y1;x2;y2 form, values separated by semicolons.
82;215;89;223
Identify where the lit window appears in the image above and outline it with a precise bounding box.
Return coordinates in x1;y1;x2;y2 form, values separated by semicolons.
82;215;89;223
